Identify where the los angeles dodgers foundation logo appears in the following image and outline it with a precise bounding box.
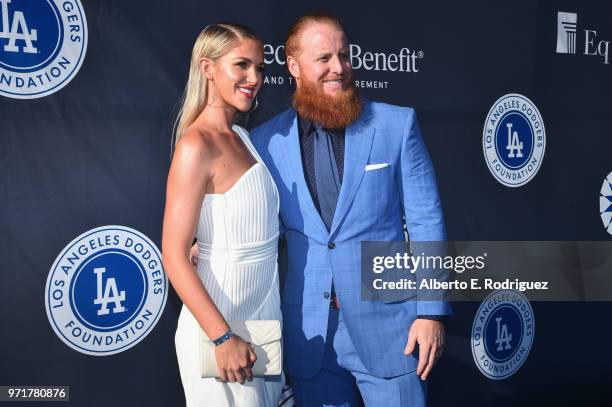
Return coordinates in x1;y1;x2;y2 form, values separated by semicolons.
483;94;546;187
471;290;535;380
0;0;87;99
45;226;167;356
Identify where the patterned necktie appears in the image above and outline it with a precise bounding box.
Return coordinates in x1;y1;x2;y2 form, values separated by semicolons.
313;124;341;231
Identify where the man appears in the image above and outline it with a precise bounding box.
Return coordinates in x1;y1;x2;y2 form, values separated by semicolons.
249;12;451;406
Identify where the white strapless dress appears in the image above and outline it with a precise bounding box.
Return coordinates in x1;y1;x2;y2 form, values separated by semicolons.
175;126;285;407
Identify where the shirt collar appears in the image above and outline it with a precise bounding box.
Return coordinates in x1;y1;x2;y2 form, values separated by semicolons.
298;116;315;137
298;115;345;137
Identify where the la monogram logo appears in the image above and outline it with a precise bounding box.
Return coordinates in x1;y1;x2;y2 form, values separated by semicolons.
0;0;38;54
505;123;524;159
93;267;127;316
494;316;512;351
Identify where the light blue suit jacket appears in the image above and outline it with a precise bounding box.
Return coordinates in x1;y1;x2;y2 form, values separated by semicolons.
250;100;451;379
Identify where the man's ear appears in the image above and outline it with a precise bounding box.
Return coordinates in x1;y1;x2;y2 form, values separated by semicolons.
200;57;214;80
287;55;300;82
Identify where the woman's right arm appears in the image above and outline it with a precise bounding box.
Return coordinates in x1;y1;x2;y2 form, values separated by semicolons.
161;131;255;384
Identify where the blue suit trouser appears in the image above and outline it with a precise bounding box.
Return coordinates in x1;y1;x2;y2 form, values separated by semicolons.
288;308;426;407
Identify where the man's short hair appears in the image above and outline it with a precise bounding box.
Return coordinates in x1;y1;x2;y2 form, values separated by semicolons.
284;12;346;58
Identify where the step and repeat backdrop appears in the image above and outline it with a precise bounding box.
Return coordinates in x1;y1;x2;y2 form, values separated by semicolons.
1;0;611;405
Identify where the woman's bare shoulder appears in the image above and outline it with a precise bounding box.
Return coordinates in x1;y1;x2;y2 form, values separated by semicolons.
175;128;216;160
174;127;219;165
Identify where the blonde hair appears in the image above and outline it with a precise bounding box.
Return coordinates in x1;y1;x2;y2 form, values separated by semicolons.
173;23;260;146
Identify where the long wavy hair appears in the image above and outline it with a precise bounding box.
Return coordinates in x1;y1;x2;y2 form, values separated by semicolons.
173;23;261;147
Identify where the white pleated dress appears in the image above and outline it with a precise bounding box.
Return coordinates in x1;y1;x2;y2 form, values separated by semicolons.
175;126;284;407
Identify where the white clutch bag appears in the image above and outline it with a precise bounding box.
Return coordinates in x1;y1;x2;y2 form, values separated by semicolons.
199;320;282;378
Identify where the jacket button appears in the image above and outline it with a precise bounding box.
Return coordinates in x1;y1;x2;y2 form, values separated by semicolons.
328;242;335;249
323;292;330;299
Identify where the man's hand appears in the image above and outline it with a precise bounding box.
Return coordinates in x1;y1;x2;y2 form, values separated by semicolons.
404;319;445;380
189;242;198;266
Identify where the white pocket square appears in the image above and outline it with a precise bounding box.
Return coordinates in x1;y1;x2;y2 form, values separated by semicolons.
365;163;389;171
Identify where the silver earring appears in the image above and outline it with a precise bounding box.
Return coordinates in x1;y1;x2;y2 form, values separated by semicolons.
243;97;259;128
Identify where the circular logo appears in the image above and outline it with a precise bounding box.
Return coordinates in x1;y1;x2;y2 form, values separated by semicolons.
45;226;168;356
0;0;88;99
483;94;546;187
601;171;612;235
471;290;535;380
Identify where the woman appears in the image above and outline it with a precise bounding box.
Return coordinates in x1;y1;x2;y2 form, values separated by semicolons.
162;23;283;406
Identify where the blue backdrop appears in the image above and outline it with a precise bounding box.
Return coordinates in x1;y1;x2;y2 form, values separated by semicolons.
1;0;611;405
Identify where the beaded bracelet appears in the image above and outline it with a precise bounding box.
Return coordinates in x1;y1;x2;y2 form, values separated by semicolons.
212;330;235;346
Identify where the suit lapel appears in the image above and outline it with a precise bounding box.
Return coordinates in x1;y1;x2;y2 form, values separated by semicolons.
330;102;375;237
284;112;329;238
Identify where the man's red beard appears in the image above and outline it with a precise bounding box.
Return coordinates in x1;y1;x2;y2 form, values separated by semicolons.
292;75;362;129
